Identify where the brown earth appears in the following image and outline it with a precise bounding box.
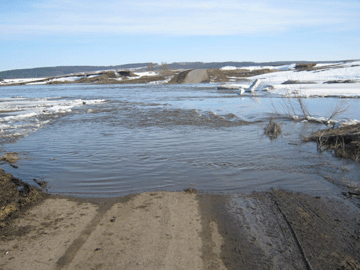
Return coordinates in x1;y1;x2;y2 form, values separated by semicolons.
0;68;277;86
295;63;317;71
167;68;275;84
167;69;193;84
0;168;47;224
1;170;360;270
207;68;275;83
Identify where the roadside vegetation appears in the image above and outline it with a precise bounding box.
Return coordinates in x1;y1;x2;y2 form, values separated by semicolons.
264;117;282;139
305;123;360;161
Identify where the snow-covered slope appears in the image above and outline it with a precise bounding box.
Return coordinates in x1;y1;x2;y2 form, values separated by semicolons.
254;61;360;97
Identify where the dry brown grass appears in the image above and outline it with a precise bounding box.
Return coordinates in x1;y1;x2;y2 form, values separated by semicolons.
305;124;360;161
264;118;282;139
295;63;317;70
207;68;275;83
0;152;20;164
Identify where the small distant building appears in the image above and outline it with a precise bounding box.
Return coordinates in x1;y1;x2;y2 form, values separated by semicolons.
118;71;131;76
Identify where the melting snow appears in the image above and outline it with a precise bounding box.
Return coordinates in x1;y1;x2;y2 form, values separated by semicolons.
0;98;105;140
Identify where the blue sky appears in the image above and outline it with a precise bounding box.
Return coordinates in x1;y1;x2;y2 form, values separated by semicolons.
1;0;359;71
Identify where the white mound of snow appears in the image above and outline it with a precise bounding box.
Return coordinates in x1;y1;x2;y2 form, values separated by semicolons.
220;66;238;70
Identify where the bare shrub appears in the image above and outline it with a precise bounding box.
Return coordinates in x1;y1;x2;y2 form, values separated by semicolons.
275;95;311;121
327;100;350;122
276;89;349;125
147;62;156;71
296;97;311;119
160;62;170;71
264;118;282;139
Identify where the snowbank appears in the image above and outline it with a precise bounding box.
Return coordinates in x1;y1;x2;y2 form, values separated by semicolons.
254;60;360;98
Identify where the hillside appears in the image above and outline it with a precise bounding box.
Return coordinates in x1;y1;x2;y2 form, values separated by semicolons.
0;60;339;79
0;63;148;79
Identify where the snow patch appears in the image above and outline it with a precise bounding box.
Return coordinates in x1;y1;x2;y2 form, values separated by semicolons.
253;61;360;98
220;66;239;70
333;119;360;128
48;76;81;82
133;71;158;77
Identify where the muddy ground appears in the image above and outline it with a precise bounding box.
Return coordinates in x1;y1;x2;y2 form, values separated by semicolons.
1;168;360;270
0;168;47;223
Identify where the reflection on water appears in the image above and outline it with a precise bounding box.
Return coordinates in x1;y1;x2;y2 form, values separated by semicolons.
1;84;360;197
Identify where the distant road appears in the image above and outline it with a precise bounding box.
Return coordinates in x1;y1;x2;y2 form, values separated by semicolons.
183;69;210;83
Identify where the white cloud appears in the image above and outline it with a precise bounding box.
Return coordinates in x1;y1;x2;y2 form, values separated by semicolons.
1;0;359;36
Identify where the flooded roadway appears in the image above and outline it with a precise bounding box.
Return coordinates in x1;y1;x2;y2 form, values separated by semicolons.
0;83;359;198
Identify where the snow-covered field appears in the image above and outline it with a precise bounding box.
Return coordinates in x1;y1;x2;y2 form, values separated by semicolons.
219;61;360;98
253;61;360;98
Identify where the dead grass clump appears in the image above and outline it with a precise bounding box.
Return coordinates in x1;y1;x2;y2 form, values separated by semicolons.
184;188;197;194
282;80;316;85
0;152;20;164
264;118;282;139
305;124;360;161
324;80;357;84
295;63;317;71
206;68;275;83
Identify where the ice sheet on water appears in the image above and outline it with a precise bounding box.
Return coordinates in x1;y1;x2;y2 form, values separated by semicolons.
0;97;104;143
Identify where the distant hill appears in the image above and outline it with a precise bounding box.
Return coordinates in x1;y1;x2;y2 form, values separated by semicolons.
0;63;148;79
166;61;293;70
0;60;345;79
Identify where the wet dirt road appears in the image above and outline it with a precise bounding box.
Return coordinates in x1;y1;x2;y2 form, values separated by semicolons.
183;69;210;84
1;190;360;269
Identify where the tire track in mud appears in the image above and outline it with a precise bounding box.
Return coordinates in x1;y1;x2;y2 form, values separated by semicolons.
272;196;312;270
270;190;360;270
55;196;134;269
200;193;308;269
199;190;360;270
59;192;207;270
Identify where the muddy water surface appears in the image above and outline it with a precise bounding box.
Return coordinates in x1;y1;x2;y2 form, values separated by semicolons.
1;83;360;197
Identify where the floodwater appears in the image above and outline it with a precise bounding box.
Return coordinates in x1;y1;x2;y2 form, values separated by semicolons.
0;83;359;197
